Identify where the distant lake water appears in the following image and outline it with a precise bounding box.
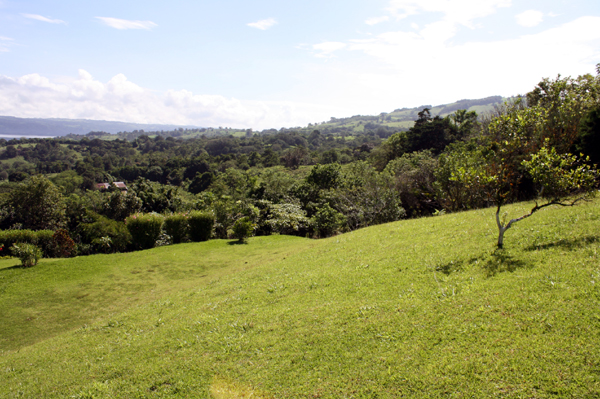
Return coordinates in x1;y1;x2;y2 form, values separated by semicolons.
0;134;56;139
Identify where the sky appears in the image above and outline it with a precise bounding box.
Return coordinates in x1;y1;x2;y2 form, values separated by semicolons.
0;0;599;130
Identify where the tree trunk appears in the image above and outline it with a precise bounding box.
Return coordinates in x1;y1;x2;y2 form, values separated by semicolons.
496;206;507;249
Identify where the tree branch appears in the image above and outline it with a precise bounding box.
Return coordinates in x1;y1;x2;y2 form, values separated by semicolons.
503;196;590;232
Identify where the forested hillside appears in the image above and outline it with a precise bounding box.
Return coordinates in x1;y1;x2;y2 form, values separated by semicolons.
0;70;598;258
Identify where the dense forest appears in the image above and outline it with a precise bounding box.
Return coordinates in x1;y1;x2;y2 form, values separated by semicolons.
0;70;598;258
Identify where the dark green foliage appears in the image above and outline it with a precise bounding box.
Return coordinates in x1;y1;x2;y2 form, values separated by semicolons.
131;178;183;214
183;158;210;180
385;150;439;217
311;203;346;238
405;114;460;155
230;216;254;242
1;145;17;159
280;146;310;169
101;191;143;221
335;162;406;230
188;211;214;242
574;107;600;164
78;213;132;253
306;163;341;190
125;213;164;250
50;170;84;196
261;148;280;167
4;175;66;230
0;229;54;257
210;199;235;239
163;213;189;244
36;230;55;257
188;172;213;194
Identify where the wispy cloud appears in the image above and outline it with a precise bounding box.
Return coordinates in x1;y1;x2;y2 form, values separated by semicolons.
95;17;157;30
365;16;389;26
313;42;347;58
0;36;13;52
247;18;277;30
516;10;544;27
387;0;512;27
22;13;66;24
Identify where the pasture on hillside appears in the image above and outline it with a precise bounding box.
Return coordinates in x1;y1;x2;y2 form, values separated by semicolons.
1;198;600;398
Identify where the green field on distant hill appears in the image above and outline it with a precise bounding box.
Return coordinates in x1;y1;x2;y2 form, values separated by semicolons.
1;198;599;398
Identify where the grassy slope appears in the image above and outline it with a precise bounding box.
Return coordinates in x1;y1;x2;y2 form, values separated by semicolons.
1;199;600;398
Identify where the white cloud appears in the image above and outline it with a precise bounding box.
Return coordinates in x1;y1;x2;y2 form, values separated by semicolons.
365;16;389;26
312;42;347;58
95;17;157;30
387;0;512;27
0;70;340;130
332;16;600;108
22;13;66;24
0;36;13;52
516;10;544;27
247;18;277;30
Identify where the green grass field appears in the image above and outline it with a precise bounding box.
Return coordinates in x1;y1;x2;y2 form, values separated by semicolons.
1;199;600;398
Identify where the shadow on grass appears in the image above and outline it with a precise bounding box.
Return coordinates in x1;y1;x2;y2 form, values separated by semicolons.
525;235;600;252
484;249;532;277
0;264;26;272
436;255;485;276
227;240;247;246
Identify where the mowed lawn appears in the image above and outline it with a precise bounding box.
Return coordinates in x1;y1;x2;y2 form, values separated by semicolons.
1;198;600;398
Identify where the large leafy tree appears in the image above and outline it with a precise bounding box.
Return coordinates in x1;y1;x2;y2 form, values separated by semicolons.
4;175;66;230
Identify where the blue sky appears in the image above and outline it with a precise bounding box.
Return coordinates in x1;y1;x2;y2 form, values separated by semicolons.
1;0;599;129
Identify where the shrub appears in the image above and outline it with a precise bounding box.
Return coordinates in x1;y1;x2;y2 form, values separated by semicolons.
311;203;347;238
11;243;42;267
78;212;132;253
188;211;214;242
51;229;76;258
91;236;113;254
230;217;255;242
36;230;55;257
125;213;164;250
0;229;54;257
163;213;189;244
264;202;312;236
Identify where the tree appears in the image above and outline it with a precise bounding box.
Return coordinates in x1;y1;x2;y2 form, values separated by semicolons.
281;146;310;169
573;107;600;165
5;175;66;230
495;145;597;248
482;67;600;248
306;163;341;190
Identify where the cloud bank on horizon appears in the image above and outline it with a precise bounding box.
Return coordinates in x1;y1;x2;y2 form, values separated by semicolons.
0;70;337;130
0;0;599;130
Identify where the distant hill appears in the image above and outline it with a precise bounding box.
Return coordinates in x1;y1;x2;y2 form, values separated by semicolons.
296;95;506;138
0;116;200;138
0;95;505;139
